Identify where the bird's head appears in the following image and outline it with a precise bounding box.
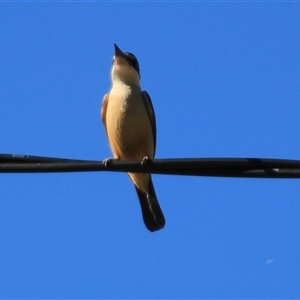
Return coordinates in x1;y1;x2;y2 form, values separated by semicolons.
111;44;141;86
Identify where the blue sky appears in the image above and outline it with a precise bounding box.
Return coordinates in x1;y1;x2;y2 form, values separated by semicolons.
1;2;300;298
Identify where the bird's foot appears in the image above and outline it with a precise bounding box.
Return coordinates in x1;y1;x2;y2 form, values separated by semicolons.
102;157;117;167
141;156;152;166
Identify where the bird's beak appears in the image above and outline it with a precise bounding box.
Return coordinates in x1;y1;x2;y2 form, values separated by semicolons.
114;44;126;59
113;43;129;66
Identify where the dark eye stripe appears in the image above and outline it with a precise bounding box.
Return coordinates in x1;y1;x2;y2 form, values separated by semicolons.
124;52;140;75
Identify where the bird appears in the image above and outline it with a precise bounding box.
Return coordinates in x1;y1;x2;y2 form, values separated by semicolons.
101;44;165;232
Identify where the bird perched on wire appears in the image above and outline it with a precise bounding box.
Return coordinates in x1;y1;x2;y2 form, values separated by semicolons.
101;44;165;232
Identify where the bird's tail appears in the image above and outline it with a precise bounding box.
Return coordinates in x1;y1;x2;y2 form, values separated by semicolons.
135;177;165;232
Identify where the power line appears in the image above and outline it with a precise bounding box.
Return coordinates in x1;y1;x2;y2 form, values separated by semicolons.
1;153;300;178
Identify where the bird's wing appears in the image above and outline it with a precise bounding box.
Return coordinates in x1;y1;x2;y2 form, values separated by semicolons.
142;91;157;156
101;93;109;138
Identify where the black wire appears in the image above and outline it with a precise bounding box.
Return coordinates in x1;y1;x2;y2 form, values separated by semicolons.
1;153;300;178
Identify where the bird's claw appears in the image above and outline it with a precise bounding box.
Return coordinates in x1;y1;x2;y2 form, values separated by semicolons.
141;156;152;166
103;157;115;167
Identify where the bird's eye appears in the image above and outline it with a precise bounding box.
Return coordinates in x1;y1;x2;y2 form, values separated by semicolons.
124;52;140;75
124;52;140;74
